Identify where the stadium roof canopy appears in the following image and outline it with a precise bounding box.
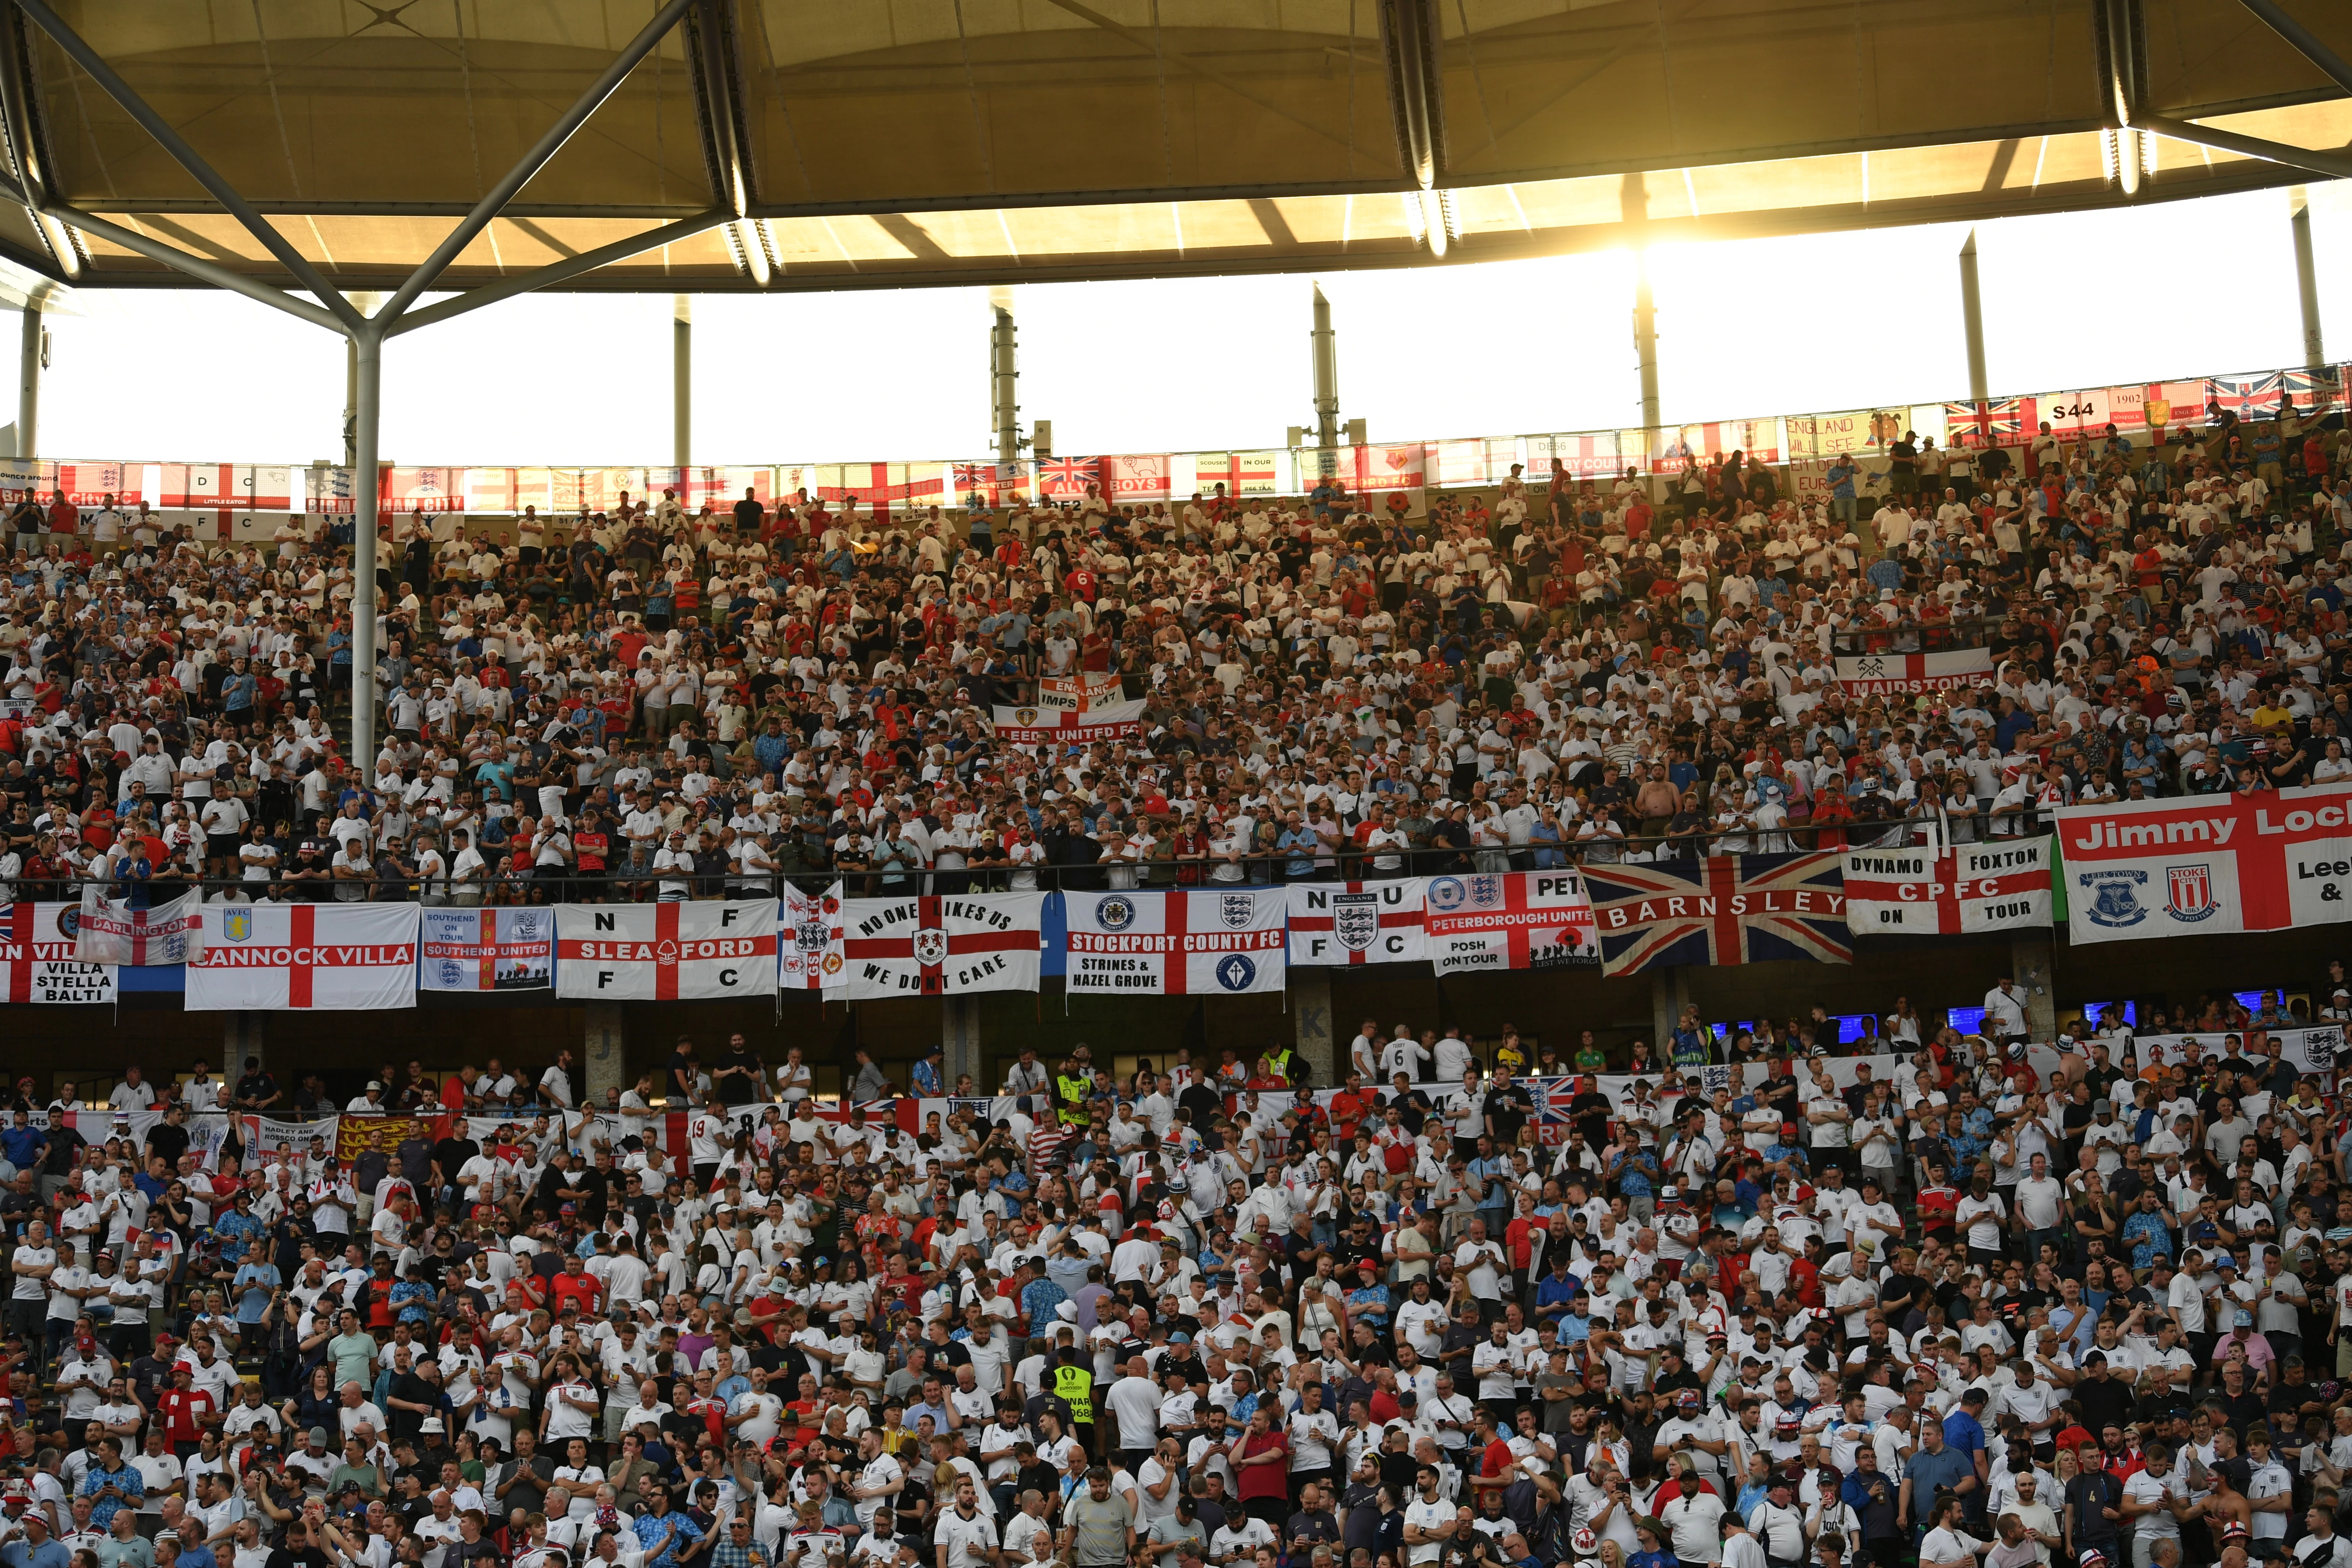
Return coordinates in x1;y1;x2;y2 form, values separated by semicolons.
0;0;2347;307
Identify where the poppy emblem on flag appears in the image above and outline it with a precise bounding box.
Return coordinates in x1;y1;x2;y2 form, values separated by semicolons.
914;926;948;966
2164;864;2218;922
1331;893;1379;952
1220;894;1258;930
224;910;253;942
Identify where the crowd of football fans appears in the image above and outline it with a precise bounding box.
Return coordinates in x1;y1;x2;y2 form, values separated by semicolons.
3;403;2352;1563
0;992;2347;1568
0;406;2349;910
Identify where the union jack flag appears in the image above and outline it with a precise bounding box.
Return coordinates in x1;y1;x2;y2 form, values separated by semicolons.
2206;372;2285;418
2284;366;2348;413
1036;457;1100;498
1533;1076;1584;1146
1582;853;1853;977
1942;399;2027;449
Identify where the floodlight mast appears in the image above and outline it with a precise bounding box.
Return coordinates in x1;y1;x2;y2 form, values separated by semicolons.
2;0;726;770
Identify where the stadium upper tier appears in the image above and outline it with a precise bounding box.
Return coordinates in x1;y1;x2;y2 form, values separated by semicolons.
0;0;2345;292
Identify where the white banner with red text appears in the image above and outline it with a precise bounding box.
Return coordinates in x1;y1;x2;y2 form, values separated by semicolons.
186;902;419;1011
1841;838;2053;934
553;900;778;1001
2058;784;2352;945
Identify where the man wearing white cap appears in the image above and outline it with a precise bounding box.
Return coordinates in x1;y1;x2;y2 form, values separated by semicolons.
0;1505;65;1568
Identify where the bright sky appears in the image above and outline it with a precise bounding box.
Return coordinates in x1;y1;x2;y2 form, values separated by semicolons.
29;181;2352;469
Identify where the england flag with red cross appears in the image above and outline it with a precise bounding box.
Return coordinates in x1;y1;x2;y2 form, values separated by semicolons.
1064;888;1287;994
554;899;778;1000
0;901;114;1004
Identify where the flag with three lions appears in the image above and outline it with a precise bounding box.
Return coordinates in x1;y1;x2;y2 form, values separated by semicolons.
1063;887;1287;994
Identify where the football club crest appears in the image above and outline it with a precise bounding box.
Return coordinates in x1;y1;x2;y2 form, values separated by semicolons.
1214;953;1258;991
1013;707;1040;726
794;918;832;955
1095;896;1136;931
913;926;949;966
1426;877;1467;913
1466;875;1504;909
2164;863;2217;922
2306;1027;2341;1073
1331;892;1379;953
2080;869;2149;928
224;909;254;942
1220;893;1257;930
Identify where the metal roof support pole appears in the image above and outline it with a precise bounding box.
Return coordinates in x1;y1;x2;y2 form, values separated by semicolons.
350;322;381;773
2236;0;2352;98
1958;230;1988;402
673;295;691;468
2292;189;2325;368
14;281;44;458
1310;284;1339;451
378;0;698;320
991;304;1018;466
1632;265;1660;431
2135;114;2352;182
1624;171;1658;433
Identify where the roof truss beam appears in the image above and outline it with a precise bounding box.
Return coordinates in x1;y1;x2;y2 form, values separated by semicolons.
2139;112;2352;181
0;7;72;277
376;0;700;321
14;0;349;323
2238;0;2352;98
